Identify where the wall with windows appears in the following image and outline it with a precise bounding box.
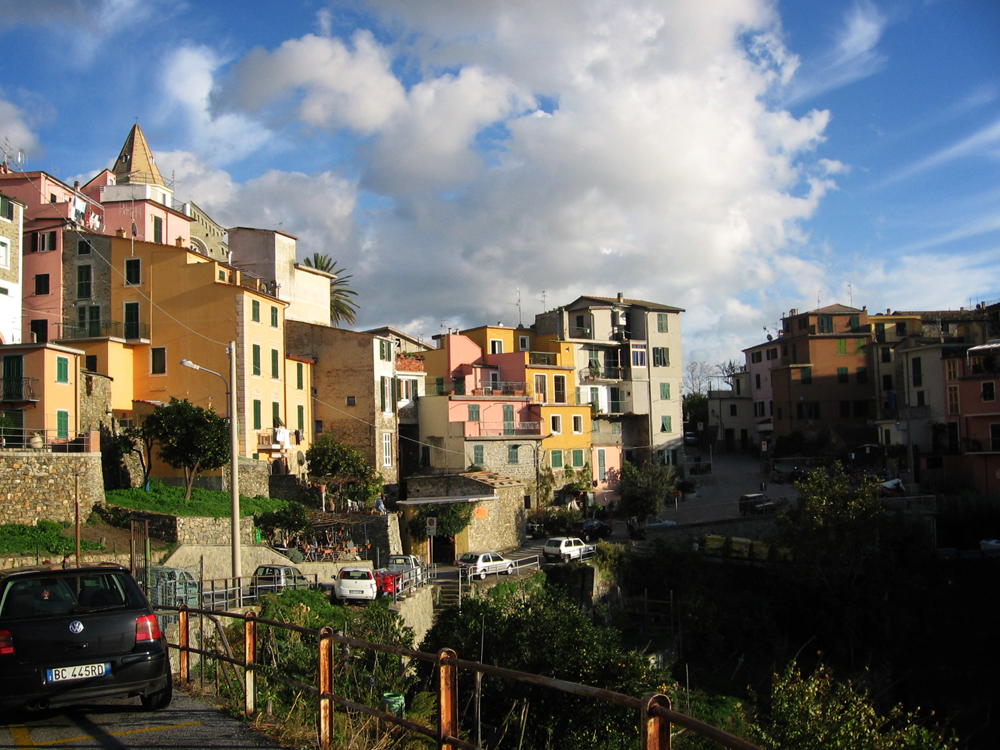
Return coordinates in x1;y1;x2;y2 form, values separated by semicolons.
0;192;22;344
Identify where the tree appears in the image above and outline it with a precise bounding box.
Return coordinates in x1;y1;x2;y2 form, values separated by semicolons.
683;360;714;396
113;420;156;490
143;398;229;501
617;460;677;521
751;661;956;750
683;392;708;428
716;359;742;388
306;433;383;510
302;253;359;326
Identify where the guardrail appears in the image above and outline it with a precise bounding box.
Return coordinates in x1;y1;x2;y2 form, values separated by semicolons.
163;604;762;750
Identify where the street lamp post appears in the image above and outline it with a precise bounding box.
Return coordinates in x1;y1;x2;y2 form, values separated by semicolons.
181;341;241;581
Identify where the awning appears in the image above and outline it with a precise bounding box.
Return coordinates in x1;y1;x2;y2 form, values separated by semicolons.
397;494;497;506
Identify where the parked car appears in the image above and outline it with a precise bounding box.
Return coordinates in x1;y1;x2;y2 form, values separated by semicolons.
386;555;426;586
627;517;677;539
542;537;593;562
739;493;775;516
457;551;515;580
572;518;613;542
250;565;314;598
684;432;699;446
0;563;172;712
334;567;378;601
526;521;547;539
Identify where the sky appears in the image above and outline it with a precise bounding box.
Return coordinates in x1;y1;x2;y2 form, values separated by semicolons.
0;0;998;367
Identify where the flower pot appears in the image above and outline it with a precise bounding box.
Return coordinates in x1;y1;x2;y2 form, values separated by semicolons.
28;435;43;449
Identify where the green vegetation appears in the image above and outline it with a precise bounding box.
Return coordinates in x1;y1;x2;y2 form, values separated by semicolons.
105;480;287;518
0;520;103;556
617;460;677;520
306;434;383;510
144;398;231;501
406;500;472;539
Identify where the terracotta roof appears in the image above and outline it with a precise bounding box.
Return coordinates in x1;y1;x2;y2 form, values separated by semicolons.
570;295;684;312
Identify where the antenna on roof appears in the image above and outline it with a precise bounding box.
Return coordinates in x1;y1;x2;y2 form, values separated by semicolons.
847;283;853;307
539;290;547;312
510;287;523;327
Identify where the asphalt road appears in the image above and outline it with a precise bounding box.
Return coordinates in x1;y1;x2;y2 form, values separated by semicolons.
0;692;283;750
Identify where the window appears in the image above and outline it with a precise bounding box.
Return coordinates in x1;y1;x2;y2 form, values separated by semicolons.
270;306;279;328
856;367;868;383
33;230;57;252
631;344;647;367
507;444;519;464
755;374;761;389
837;339;847;355
849;315;860;331
468;404;481;422
123;302;139;338
896;322;906;336
916;390;926;407
840;401;851;418
399;378;416;400
750;351;762;364
0;195;13;220
729;404;737;417
837;367;848;384
993;424;1000;452
550;449;563;469
78;239;90;255
550;414;561;434
346;396;356;407
296;362;304;390
661;415;672;432
611;421;622;434
297;404;304;431
853;401;869;417
153;216;163;244
271;348;279;379
0;238;8;269
652;347;670;367
56;356;69;383
660;382;671;400
57;410;69;440
85;355;97;372
983;382;996;402
881;347;891;364
34;274;49;296
598;449;607;480
573;415;584;433
253;400;262;430
911;357;922;387
947;385;959;415
77;265;92;298
125;258;141;285
519;335;529;351
801;368;812;385
553;375;567;404
252;345;261;376
766;347;778;360
379;340;392;361
818;316;833;333
383;433;393;467
657;313;669;333
855;338;865;354
490;339;503;354
251;300;260;322
473;444;484;466
151;347;166;375
946;359;959;381
315;419;323;435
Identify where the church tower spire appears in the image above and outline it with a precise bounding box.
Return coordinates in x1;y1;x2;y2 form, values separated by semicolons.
113;124;165;187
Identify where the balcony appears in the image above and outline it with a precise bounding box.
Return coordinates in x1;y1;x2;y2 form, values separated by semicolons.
579;366;625;382
466;421;542;437
567;326;592;339
528;352;557;366
59;320;150;341
1;377;39;403
433;379;528;397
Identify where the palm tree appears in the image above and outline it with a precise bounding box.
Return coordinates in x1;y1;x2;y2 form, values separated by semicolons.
302;253;359;326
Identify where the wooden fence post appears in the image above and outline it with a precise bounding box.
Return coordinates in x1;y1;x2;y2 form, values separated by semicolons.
318;627;334;750
438;648;458;749
642;692;672;750
244;612;257;716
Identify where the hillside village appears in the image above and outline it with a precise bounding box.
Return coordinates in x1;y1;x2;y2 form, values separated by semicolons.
0;123;998;551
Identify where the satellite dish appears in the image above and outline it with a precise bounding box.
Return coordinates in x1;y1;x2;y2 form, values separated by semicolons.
766;334;773;341
297;451;306;466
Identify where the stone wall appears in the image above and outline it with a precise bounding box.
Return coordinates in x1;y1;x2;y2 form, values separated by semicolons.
390;584;435;646
465;486;525;552
96;505;255;546
0;451;103;526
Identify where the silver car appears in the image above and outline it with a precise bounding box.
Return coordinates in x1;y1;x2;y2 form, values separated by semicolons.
457;552;514;580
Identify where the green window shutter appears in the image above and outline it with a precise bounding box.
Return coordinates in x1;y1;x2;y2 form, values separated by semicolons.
663;347;669;366
253;400;261;430
661;415;672;432
660;382;670;400
855;338;865;354
56;356;69;383
468;404;480;422
508;444;519;464
297;405;304;431
153;216;163;243
252;345;261;375
657;313;668;333
252;300;260;322
381;376;387;412
296;362;303;390
271;349;279;378
572;449;584;467
473;444;484;466
272;401;280;427
271;306;278;327
57;410;69;439
801;368;812;385
551;450;563;469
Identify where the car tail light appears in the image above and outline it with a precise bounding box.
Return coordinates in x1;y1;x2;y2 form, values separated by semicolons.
135;614;162;643
0;629;13;655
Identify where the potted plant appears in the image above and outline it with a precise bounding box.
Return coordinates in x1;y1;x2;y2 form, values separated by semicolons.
28;431;44;449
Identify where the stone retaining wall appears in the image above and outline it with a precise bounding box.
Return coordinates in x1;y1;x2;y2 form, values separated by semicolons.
95;505;255;546
0;451;104;526
390;584;435;646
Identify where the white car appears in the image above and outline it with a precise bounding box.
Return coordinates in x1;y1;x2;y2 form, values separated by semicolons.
457;551;514;580
333;567;377;601
543;537;592;562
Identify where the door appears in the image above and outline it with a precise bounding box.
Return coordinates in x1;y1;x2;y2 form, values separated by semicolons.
124;302;140;339
534;374;547;402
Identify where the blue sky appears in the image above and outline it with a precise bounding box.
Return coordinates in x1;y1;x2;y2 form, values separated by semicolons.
0;0;997;364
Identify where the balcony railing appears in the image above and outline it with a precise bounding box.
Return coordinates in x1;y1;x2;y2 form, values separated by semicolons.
528;352;556;366
1;377;38;402
432;379;528;397
467;421;542;437
579;366;625;382
60;320;150;340
567;325;593;339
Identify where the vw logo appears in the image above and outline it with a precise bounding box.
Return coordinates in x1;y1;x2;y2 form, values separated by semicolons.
69;621;84;634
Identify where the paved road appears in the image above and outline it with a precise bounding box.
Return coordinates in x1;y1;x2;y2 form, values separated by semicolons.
0;692;282;750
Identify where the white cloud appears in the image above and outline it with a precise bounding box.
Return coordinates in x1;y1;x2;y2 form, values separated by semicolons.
0;98;41;158
878;117;1000;187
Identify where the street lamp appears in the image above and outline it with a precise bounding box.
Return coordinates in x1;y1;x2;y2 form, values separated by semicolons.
181;341;241;581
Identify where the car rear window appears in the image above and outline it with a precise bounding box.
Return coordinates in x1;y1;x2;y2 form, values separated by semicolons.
0;571;137;619
340;570;372;581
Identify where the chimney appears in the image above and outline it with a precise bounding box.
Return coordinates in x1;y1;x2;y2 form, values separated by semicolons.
617;292;624;303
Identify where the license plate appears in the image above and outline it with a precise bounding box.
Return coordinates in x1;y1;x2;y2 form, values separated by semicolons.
349;589;365;595
46;662;111;683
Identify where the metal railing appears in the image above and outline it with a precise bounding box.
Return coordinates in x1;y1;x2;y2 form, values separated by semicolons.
163;605;761;750
0;377;37;401
465;421;541;437
59;320;150;340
